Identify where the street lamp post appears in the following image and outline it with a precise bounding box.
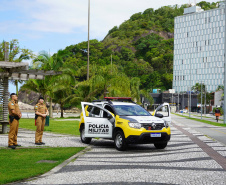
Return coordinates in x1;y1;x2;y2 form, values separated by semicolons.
201;82;203;120
178;70;180;112
189;59;192;118
87;0;90;80
224;0;226;124
204;85;206;115
182;70;184;116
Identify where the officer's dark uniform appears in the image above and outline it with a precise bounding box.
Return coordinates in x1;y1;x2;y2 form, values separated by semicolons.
8;100;21;146
34;103;48;144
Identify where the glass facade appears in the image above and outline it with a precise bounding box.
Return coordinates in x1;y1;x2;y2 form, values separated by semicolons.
173;6;225;92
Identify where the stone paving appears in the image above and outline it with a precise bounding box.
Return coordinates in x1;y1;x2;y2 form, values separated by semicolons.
0;128;86;148
18;118;226;185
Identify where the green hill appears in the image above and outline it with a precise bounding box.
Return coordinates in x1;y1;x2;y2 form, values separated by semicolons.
54;1;219;92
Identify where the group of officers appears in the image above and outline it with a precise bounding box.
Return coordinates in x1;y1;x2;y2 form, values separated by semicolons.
8;93;49;149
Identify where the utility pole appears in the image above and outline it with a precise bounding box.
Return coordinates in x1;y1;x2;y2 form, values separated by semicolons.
188;87;189;114
204;85;206;115
189;60;192;118
178;71;179;113
182;92;184;116
87;0;90;80
224;0;226;123
182;70;184;116
201;82;203;120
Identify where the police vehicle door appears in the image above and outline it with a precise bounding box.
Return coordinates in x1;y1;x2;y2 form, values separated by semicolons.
154;103;171;125
81;102;114;138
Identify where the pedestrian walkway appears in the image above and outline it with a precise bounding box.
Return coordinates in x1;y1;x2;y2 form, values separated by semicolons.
19;116;226;184
177;112;224;124
0;127;86;148
2;116;226;184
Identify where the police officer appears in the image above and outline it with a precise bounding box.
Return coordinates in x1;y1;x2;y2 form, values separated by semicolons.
8;93;22;149
34;97;49;145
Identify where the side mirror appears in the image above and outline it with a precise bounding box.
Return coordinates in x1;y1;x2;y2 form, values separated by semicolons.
155;113;163;118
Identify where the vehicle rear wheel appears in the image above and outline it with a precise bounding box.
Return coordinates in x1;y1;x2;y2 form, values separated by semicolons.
80;127;92;144
154;142;167;149
114;130;127;151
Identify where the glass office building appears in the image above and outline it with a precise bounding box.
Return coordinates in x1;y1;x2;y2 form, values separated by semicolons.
173;3;225;92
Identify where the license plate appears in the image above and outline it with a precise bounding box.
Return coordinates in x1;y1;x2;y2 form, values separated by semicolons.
151;133;161;137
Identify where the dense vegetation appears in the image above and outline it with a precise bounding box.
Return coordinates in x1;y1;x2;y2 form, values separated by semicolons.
54;1;219;91
17;1;220;115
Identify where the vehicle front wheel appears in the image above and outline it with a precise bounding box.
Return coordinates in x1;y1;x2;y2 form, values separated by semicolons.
154;142;167;149
114;130;127;151
80;127;92;144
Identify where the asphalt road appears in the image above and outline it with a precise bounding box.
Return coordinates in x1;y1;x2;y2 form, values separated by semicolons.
172;114;226;146
21;114;226;185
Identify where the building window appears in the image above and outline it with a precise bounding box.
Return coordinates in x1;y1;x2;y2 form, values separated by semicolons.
182;60;183;64
187;32;189;37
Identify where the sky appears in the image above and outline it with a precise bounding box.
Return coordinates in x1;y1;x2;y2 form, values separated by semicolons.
0;0;215;93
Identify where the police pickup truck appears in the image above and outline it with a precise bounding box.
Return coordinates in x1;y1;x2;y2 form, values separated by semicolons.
79;97;171;151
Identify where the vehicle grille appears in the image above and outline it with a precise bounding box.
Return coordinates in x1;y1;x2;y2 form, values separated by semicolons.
142;123;165;130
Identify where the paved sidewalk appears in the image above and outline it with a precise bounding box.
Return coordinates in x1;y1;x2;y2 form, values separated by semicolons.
20;117;226;184
178;112;224;123
0;128;86;148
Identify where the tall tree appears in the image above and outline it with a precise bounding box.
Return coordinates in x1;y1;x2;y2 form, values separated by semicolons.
0;39;34;95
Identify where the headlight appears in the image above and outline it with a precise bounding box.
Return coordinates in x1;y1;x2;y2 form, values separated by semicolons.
164;121;169;128
128;122;141;129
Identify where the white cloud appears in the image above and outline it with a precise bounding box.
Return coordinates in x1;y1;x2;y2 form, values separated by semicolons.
0;0;216;40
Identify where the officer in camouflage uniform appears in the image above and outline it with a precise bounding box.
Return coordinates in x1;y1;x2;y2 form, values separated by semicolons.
34;97;48;145
8;93;22;149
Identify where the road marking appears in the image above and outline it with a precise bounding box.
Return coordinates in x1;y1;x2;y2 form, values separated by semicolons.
210;128;226;135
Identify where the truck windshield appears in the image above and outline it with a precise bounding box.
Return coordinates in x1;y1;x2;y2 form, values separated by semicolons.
113;105;151;116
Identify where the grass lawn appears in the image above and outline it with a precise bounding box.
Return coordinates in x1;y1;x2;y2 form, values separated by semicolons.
174;113;226;127
0;147;84;184
19;118;80;136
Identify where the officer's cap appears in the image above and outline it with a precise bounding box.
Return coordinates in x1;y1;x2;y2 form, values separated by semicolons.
10;93;16;98
38;96;44;100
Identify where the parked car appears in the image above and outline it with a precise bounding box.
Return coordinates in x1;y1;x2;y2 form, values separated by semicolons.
79;97;171;151
180;109;188;113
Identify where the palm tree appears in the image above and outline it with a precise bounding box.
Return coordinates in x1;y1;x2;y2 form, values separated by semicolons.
68;64;133;105
52;66;77;118
0;40;35;95
24;50;76;118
